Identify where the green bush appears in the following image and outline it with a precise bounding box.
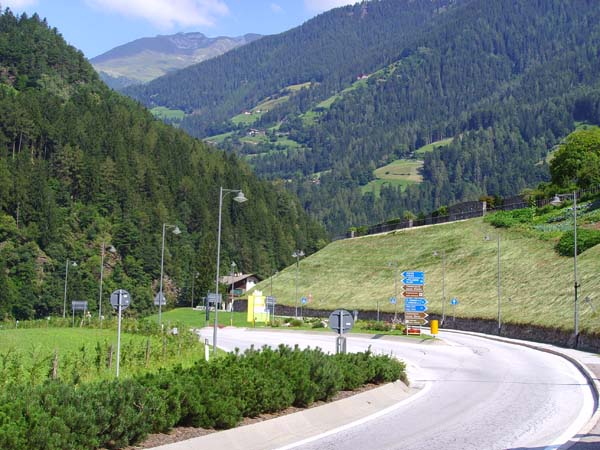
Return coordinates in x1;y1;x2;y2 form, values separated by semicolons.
288;319;303;327
359;320;394;332
0;345;405;449
556;228;600;256
484;209;534;228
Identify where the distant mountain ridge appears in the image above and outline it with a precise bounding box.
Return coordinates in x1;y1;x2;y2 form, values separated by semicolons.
91;31;262;88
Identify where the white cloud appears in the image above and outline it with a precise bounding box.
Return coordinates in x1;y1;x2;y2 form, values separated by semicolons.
304;0;355;13
85;0;229;29
270;3;283;13
2;0;38;8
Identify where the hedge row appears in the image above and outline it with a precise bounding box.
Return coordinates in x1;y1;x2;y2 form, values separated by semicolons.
0;345;406;450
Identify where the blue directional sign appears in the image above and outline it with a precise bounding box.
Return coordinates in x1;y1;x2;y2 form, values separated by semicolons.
405;304;427;312
402;277;424;285
301;296;307;304
403;271;424;278
404;298;428;306
389;296;397;305
451;297;459;305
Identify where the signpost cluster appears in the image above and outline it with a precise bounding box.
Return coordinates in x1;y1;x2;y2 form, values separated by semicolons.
402;271;428;336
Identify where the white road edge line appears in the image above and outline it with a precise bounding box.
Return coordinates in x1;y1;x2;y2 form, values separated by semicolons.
273;379;432;450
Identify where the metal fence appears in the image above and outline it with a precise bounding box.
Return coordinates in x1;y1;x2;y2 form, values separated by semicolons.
335;185;600;241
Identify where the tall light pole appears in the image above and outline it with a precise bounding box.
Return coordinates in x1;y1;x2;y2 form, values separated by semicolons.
214;187;248;356
63;259;77;318
229;261;236;325
98;242;116;326
159;223;181;325
292;250;304;318
484;234;501;333
433;250;446;325
573;192;579;346
389;261;399;321
191;271;199;308
551;192;579;346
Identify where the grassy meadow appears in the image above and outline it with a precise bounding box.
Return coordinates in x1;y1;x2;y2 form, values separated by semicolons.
414;137;454;155
252;215;600;333
362;159;423;195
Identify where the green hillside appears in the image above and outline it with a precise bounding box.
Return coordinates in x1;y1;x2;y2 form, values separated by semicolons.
252;205;600;334
0;10;327;321
127;0;600;235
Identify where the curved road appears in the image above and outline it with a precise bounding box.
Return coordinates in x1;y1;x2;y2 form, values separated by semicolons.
198;328;594;450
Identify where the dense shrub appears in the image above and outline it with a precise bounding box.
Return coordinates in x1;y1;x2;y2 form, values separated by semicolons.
555;228;600;256
0;345;405;449
484;209;534;228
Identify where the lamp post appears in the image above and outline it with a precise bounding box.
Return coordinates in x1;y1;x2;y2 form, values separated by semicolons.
573;192;579;345
484;233;501;333
389;261;399;321
292;250;305;318
551;192;579;345
159;223;181;325
229;261;236;325
214;187;248;356
99;242;116;326
63;259;77;318
433;250;446;325
191;271;199;308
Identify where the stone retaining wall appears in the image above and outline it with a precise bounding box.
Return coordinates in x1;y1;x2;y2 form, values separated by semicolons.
233;299;600;352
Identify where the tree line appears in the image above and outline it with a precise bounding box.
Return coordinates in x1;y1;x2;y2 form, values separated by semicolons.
0;9;327;320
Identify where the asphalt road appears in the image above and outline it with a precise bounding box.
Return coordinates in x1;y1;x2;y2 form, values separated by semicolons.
200;328;594;450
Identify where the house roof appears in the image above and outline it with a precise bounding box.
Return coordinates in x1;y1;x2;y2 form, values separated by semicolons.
220;273;259;285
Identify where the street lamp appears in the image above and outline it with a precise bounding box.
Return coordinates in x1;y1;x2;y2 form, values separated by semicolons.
229;261;236;325
190;271;199;308
484;233;501;333
550;192;579;345
388;261;399;321
214;187;248;356
63;259;77;318
159;223;181;325
292;250;305;318
99;242;116;325
433;250;446;325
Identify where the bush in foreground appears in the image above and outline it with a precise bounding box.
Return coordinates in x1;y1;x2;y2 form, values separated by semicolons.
0;345;405;450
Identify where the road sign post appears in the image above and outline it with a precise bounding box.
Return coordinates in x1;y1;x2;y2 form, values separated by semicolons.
329;309;354;353
451;297;458;322
266;296;276;323
71;301;88;327
403;271;426;336
110;289;130;378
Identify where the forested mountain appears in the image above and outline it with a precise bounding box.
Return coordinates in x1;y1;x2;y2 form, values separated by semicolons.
0;9;327;320
126;0;600;234
91;32;262;89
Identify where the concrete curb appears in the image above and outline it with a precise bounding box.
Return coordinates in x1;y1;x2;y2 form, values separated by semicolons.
148;380;417;450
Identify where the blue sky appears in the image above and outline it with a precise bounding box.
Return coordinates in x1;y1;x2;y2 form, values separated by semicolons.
1;0;356;58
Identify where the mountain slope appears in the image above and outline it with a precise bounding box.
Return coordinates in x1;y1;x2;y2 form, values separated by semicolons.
125;0;600;235
0;9;326;320
125;0;464;132
91;32;262;88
